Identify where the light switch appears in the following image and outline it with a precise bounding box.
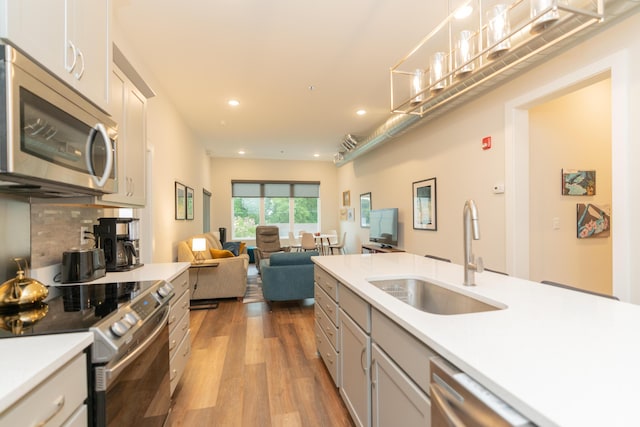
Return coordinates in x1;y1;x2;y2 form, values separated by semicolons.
552;217;560;230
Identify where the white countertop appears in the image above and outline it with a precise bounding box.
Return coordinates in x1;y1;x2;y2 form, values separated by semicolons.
81;262;190;284
0;262;189;415
313;253;638;427
0;332;93;413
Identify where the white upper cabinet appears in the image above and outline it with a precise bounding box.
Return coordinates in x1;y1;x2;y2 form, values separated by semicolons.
0;0;111;112
101;67;146;206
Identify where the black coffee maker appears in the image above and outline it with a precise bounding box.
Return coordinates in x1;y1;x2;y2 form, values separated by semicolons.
94;218;143;272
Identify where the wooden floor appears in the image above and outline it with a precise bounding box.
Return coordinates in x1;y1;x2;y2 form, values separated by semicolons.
170;298;354;427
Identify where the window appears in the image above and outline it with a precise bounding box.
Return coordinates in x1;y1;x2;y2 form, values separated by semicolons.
232;181;320;240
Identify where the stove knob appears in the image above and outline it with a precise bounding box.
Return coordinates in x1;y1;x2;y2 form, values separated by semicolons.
157;283;173;298
110;320;130;337
123;312;140;327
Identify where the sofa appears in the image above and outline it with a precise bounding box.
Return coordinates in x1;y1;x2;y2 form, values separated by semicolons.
260;251;318;302
177;232;249;300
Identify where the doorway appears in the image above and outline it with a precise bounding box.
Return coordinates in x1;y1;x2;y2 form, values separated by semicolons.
505;51;630;301
528;78;612;295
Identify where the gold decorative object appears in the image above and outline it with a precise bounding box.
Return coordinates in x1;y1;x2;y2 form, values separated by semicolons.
0;258;49;308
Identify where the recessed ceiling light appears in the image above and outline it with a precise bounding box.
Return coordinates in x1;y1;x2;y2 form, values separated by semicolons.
313;153;320;158
356;109;366;116
238;150;245;155
228;99;240;107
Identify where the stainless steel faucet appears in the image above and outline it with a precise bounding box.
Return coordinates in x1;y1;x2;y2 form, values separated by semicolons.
463;199;484;286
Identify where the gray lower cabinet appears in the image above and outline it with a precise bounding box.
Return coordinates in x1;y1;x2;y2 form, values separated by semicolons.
371;343;431;427
339;308;371;427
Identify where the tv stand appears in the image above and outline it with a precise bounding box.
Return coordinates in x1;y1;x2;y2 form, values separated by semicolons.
361;243;405;254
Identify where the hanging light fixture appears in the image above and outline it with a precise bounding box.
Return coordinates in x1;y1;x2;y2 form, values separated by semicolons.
410;69;427;105
429;52;447;91
530;0;560;33
455;30;475;76
486;4;511;59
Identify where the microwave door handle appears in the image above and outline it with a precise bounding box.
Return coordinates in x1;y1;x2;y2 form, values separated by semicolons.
85;123;114;187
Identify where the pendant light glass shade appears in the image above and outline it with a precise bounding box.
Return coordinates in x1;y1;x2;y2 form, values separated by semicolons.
455;30;475;76
486;4;511;59
530;0;560;33
409;69;426;104
429;52;447;91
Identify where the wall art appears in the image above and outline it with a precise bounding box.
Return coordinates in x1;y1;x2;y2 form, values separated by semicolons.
175;182;186;220
413;178;437;230
342;190;351;207
360;192;371;228
577;203;610;239
563;169;596;196
186;186;194;220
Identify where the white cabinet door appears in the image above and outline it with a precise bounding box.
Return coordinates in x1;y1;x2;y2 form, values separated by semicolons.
65;0;110;110
124;84;146;205
371;344;431;427
0;0;65;72
0;0;110;111
101;67;146;206
339;309;371;427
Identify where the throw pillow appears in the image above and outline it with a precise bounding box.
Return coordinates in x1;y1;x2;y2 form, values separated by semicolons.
210;248;235;259
239;242;246;254
222;241;241;256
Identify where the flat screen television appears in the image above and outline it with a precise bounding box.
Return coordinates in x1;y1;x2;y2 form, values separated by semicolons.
369;208;398;248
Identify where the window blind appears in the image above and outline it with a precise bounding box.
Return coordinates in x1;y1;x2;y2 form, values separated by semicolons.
232;181;319;198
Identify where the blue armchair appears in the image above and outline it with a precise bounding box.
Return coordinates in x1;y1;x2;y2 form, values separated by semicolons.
260;251;319;302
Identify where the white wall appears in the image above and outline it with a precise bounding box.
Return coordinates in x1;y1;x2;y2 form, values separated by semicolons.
336;12;640;302
208;158;339;246
112;22;211;263
529;78;612;295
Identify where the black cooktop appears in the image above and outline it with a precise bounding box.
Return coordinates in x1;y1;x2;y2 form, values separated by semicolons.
0;280;160;338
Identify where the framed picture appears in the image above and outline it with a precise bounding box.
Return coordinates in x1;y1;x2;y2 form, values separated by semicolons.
360;192;371;228
563;169;596;196
413;178;437;230
175;182;186;220
342;190;351;207
577;203;610;239
347;208;355;222
186;186;194;220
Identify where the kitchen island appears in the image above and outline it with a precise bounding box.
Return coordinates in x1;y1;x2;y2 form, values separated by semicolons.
313;253;637;427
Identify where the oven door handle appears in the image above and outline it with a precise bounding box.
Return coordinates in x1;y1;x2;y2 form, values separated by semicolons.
99;307;170;389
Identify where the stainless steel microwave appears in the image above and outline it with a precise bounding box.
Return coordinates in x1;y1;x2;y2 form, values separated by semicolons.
0;44;117;197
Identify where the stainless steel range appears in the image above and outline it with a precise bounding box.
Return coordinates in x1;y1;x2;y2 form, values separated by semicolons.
0;279;175;427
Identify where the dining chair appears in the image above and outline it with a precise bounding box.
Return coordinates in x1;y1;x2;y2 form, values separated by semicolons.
288;231;302;252
329;232;347;255
300;233;318;252
327;229;338;245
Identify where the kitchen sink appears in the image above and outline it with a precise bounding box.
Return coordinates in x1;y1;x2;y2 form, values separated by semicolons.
368;277;503;315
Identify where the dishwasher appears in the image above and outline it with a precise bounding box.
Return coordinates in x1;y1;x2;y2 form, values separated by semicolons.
429;357;535;427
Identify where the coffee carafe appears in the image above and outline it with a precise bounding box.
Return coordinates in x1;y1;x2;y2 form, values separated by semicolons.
94;218;143;272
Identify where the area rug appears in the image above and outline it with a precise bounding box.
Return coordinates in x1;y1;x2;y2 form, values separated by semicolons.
243;266;265;304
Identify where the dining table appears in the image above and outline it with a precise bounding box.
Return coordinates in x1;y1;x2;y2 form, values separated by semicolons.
313;233;336;255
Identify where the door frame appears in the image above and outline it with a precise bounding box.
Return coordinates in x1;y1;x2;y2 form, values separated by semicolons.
505;50;630;301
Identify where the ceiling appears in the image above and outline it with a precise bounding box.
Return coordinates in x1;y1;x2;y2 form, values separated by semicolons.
112;1;449;161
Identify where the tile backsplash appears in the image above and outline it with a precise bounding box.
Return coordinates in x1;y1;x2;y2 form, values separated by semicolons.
30;204;106;268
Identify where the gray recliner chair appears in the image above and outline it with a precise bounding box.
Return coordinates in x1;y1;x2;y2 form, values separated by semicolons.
254;225;290;273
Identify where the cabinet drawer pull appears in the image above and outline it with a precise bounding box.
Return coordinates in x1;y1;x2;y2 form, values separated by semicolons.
169;339;177;351
360;348;366;372
169;315;176;324
65;41;77;72
182;322;189;331
34;395;65;427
